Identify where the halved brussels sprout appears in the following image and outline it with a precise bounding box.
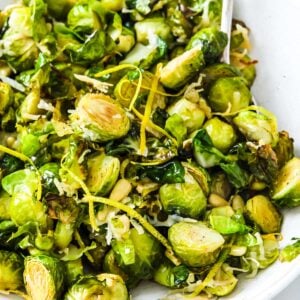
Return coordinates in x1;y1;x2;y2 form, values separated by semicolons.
70;93;130;142
67;2;101;35
134;17;172;44
1;7;39;71
64;274;128;300
153;261;189;288
167;98;205;133
0;250;24;291
272;157;300;207
24;255;65;300
2;169;47;227
120;37;167;70
160;47;205;89
110;228;162;287
203;117;237;153
233;110;279;146
246;195;282;233
168;221;224;267
159;172;207;218
186;27;228;63
208;77;251;112
86;152;120;196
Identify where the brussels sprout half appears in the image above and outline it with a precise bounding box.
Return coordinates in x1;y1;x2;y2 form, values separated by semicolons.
159;172;207;218
246;195;282;233
272;157;300;207
208;77;251;112
160;47;205;89
168;221;224;267
70;93;130;142
24;255;65;300
64;274;128;300
86;152;120;196
203;117;237;153
167;98;205;133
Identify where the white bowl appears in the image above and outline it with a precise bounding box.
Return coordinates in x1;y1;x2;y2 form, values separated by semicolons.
1;1;300;299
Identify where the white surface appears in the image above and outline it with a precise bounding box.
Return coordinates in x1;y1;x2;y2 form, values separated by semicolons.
1;0;300;299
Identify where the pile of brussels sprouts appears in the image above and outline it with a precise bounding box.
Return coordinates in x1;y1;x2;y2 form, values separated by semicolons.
0;0;300;299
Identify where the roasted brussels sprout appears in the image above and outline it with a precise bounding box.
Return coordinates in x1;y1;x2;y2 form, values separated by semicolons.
24;255;65;300
168;221;224;267
167;98;205;133
64;274;128;300
208;77;251;112
272;157;300;207
67;2;101;35
2;169;48;227
70;94;130;142
86;152;120;196
186;27;228;63
134;17;172;44
233;109;279;146
153;261;189;288
159;172;207;218
160;47;205;89
0;250;24;291
120;37;167;70
246;195;282;233
203;117;237;153
109;228;162;287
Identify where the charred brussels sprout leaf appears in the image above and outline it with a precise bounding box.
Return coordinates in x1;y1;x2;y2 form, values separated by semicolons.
24;255;65;300
168;221;224;267
0;250;24;291
70;93;130;142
